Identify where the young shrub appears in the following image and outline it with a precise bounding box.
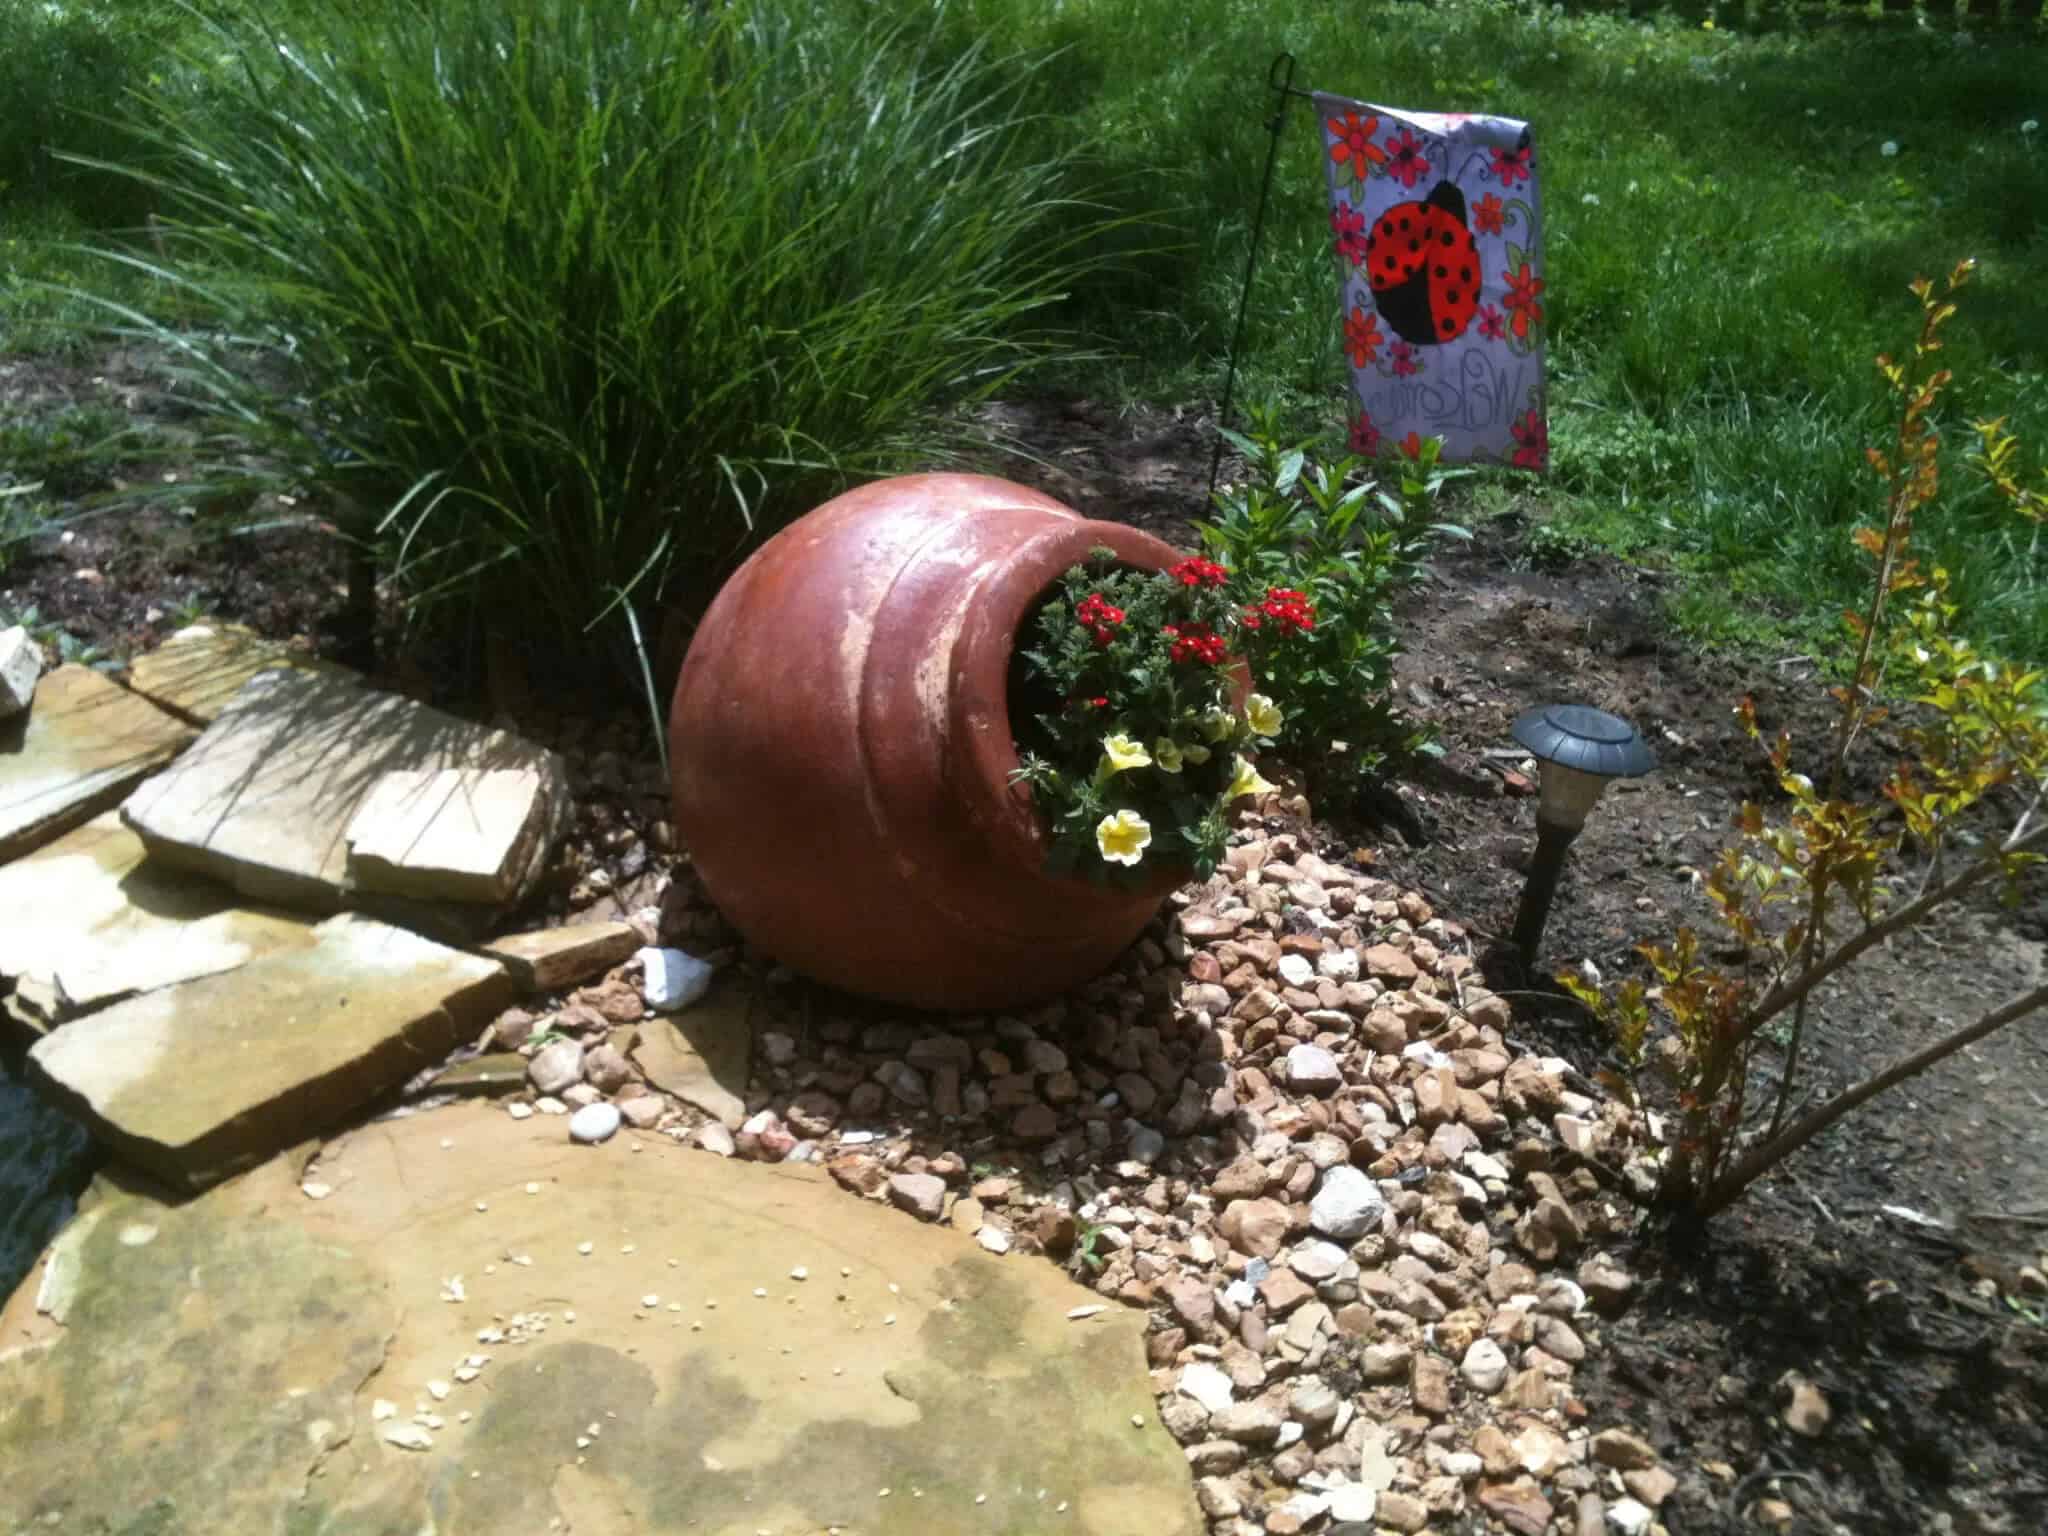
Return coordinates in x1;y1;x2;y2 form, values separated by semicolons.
1562;261;2048;1229
58;0;1110;685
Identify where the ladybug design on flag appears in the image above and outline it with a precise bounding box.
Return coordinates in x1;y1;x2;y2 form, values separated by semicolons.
1365;180;1481;346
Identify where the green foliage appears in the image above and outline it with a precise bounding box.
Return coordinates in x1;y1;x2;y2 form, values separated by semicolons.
51;0;1116;678
1561;264;2048;1227
1197;404;1468;788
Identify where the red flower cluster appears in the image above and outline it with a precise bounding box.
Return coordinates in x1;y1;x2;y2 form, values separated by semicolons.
1169;556;1230;588
1074;591;1124;647
1241;586;1316;635
1162;621;1229;665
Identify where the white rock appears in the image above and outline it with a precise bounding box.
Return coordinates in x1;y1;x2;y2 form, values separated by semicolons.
1460;1337;1509;1393
1316;947;1361;982
1177;1362;1236;1416
1274;1421;1305;1450
1607;1497;1654;1536
1277;953;1315;988
974;1225;1011;1255
1309;1165;1385;1241
1325;1483;1377;1522
695;1123;736;1157
1283;1043;1343;1094
638;946;713;1011
0;626;42;719
1288;1240;1350;1282
381;1422;434;1451
568;1103;621;1144
527;1039;584;1095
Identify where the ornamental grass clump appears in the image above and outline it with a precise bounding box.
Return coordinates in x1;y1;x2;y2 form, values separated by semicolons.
54;0;1109;682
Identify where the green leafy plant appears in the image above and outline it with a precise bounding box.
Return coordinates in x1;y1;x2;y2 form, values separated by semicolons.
1197;403;1469;785
1562;261;2048;1229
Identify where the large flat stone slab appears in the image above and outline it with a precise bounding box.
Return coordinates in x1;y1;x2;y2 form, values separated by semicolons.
0;1102;1201;1536
124;620;341;724
120;666;568;916
631;971;754;1130
345;765;556;904
0;812;316;1034
25;913;514;1192
0;664;194;864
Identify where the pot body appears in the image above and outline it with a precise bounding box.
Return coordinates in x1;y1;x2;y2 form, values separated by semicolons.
669;473;1185;1011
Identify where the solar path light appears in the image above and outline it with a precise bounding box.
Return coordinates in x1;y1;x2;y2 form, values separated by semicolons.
1507;704;1657;965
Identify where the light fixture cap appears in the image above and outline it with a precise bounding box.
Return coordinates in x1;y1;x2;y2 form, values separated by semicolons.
1510;703;1656;780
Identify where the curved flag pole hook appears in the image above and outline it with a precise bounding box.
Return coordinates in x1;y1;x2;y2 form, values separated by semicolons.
1208;51;1311;495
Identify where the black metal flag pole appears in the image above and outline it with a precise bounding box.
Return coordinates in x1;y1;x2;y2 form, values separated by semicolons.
1208;52;1317;494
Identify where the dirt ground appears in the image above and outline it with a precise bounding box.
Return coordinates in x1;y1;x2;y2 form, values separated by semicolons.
4;361;2045;1533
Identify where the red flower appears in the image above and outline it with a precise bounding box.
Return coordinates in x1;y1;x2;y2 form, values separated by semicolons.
1168;556;1230;588
1256;586;1316;635
1511;407;1548;471
1167;621;1228;665
1491;144;1534;189
1503;261;1545;341
1074;591;1124;648
1477;303;1505;341
1090;696;1110;708
1330;203;1369;267
1385;128;1431;190
1344;305;1383;369
1326;110;1387;181
1389;340;1419;377
1474;192;1505;235
1399;431;1425;462
1348;411;1381;457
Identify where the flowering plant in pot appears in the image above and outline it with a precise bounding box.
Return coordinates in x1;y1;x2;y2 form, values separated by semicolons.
1009;551;1317;883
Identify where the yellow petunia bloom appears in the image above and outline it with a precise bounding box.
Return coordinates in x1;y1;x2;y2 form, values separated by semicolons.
1180;741;1212;766
1100;733;1152;773
1245;694;1283;738
1095;809;1153;866
1151;738;1186;774
1200;709;1236;743
1226;755;1277;802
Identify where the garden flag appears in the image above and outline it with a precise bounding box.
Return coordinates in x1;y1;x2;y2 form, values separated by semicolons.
1316;95;1547;470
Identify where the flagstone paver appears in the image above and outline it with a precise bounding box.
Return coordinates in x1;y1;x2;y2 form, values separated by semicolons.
124;620;341;724
0;1101;1201;1536
120;666;568;917
25;913;514;1192
0;811;316;1035
0;664;194;863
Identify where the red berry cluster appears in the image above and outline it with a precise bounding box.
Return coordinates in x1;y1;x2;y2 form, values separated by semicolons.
1169;556;1230;588
1162;621;1229;665
1074;592;1124;648
1241;586;1315;634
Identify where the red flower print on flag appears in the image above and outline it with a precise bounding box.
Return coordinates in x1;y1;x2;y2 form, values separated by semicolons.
1326;110;1387;181
1389;340;1419;377
1490;143;1533;189
1510;407;1548;470
1344;306;1384;368
1385;128;1431;190
1348;411;1381;457
1330;203;1369;266
1477;304;1505;342
1474;192;1505;235
1503;261;1545;341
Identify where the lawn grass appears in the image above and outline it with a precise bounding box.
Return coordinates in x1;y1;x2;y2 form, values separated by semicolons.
3;0;2044;670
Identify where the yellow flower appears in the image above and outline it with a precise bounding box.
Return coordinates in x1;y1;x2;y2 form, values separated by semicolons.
1244;694;1283;739
1180;741;1212;766
1151;738;1185;774
1100;734;1152;774
1226;754;1277;802
1095;809;1153;866
1200;709;1236;743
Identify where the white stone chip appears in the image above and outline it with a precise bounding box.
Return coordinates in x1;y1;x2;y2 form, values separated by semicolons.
382;1423;434;1451
637;946;714;1012
569;1102;621;1144
300;1181;333;1201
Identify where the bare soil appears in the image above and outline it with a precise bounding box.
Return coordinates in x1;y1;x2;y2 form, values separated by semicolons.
4;358;2045;1533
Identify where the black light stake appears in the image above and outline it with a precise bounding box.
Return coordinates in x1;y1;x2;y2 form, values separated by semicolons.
1507;704;1656;965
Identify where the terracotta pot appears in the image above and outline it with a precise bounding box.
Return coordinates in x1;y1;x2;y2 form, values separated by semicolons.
669;473;1187;1011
